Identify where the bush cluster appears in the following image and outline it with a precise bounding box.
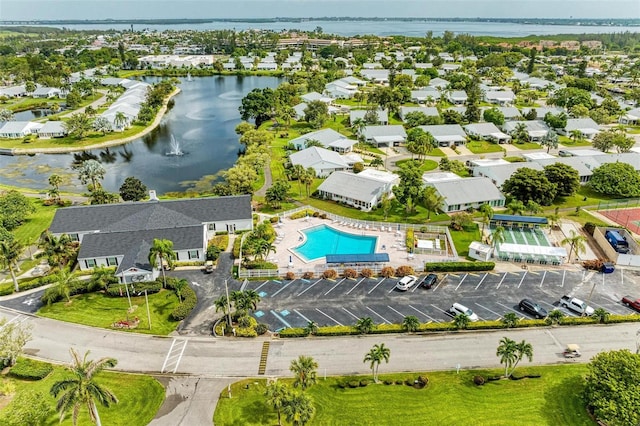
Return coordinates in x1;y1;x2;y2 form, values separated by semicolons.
425;262;495;272
323;269;338;279
166;278;197;321
289;209;316;220
380;266;395;278
41;278;93;304
395;265;415;277
343;268;357;279
360;268;373;278
104;281;162;297
9;358;53;380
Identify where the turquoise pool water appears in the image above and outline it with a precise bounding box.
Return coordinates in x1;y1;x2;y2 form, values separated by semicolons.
293;224;377;262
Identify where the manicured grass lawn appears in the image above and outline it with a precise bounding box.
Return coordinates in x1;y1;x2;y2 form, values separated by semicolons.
38;289;181;335
395;158;438;172
1;360;164;426
0;124;147;149
512;142;542;150
12;200;58;245
450;224;481;257
466;140;505;154
214;365;594;426
550;186;615;211
559;136;592;147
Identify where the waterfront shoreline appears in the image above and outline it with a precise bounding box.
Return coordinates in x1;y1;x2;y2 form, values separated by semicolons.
8;87;181;155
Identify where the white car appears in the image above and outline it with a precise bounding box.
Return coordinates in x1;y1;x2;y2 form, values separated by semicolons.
395;275;418;291
449;303;480;322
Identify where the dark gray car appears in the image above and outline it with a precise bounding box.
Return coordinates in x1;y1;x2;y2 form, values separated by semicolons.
518;298;548;319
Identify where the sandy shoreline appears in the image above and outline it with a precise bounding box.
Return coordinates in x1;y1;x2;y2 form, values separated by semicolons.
9;87;181;155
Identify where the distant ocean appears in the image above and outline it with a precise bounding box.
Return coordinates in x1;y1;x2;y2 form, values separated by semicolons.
27;20;640;37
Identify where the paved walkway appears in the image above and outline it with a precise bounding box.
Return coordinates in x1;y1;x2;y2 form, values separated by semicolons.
254;163;273;197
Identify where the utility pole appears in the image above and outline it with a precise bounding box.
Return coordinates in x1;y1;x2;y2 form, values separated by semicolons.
224;279;232;327
145;289;152;330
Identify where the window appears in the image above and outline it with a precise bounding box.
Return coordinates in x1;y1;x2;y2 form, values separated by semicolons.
106;257;118;266
208;223;215;231
85;259;96;268
69;233;79;242
188;250;199;259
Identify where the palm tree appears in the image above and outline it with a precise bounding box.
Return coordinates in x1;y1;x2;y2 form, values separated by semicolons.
351;117;366;137
561;230;587;262
303;320;319;336
173;279;186;303
453;313;470;330
363;343;391;383
265;380;290;426
88;267;117;292
113;111;128;131
77;160;106;191
496;337;518;377
51;269;81;304
48;174;63;203
569;129;583;144
501;312;518;328
148;238;176;288
421;186;444;221
50;348;118;426
282;391;315;426
289;355;318;390
243;289;261;313
512;340;534;376
289;164;305;196
506;200;525;216
214;295;229;317
0;239;23;292
39;232;76;268
489;226;506;250
355;316;375;334
591;307;610;324
402;315;420;332
478;204;494;237
300;168;315;198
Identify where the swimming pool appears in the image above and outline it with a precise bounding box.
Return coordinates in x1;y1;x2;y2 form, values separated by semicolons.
292;224;378;262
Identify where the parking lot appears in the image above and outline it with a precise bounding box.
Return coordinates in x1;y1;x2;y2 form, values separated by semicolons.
235;268;640;331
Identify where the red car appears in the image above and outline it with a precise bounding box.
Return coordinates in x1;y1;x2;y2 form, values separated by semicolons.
622;296;640;313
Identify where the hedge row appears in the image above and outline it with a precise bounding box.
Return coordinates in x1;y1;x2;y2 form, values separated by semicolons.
9;358;53;380
166;278;197;321
0;273;60;297
41;278;96;305
105;281;162;297
425;262;496;272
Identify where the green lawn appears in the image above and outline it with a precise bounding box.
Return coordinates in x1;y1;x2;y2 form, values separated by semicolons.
0;124;148;149
512;142;542;150
395;158;438;172
214;365;594;426
550;186;615;211
11;200;59;245
38;289;181;335
466;140;505;154
0;359;164;426
559;136;592;147
449;224;481;257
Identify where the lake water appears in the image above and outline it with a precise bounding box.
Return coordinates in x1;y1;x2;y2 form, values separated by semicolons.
36;20;640;37
0;76;282;194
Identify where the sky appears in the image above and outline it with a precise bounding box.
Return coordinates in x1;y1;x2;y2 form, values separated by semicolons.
1;0;639;21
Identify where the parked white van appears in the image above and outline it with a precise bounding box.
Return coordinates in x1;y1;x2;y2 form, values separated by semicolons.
449;303;479;322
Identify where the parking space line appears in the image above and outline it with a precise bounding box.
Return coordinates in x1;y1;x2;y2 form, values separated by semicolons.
324;279;345;296
455;274;468;291
346;278;366;295
561;270;566;287
433;274;447;292
271;310;293;328
540;301;576;317
475;274;487;290
293;309;313;324
539;271;547;287
254;281;270;292
368;278;386;294
315;308;343;326
387;305;406;319
621;269;624;286
271;280;294;297
473;302;497;320
517;271;527;288
430;304;453;319
366;306;391;324
408;305;440;323
411;276;425;293
297;279;322;296
496;273;507;289
496;302;526;319
342;307;360;321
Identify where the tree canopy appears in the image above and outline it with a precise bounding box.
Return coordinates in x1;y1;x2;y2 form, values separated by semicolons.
0;190;35;231
590;162;640;197
502;168;558;205
119;176;147;202
544;163;580;197
239;87;274;128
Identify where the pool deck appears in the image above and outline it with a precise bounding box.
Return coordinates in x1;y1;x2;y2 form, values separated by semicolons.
268;216;448;274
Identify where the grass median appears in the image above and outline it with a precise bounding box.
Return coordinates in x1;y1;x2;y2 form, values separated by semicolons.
214;364;594;425
37;289;181;335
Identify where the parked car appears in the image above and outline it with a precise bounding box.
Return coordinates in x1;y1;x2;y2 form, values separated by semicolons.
396;275;418;291
560;295;595;316
518;298;548;319
449;302;479;322
421;274;438;289
622;296;640;313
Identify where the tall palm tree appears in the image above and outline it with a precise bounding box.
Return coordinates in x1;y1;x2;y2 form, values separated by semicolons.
48;174;63;203
561;230;587;262
282;391;315;426
363;343;391;383
355;316;375;334
300;168;315;198
148;238;176;288
265;380;290;426
214;295;229;317
0;239;23;292
113;111;128;131
569;129;583;144
39;231;76;268
402;315;420;332
289;355;318;390
479;204;494;240
289;164;305;196
489;226;506;250
421;186;445;221
50;348;118;426
496;337;518;378
51;269;81;304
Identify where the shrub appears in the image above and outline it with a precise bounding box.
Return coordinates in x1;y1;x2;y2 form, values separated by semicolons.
582;259;604;271
380;266;395;278
206;244;222;261
360;268;373;278
269;216;279;223
302;271;314;279
105;281;162;297
343;268;357;279
395;265;415;277
359;380;370;387
348;381;360;388
323;269;338;279
395;379;404;385
425;261;495;272
473;375;486;386
289;209;316;220
255;323;268;335
238;315;252;328
278;328;308;338
170;283;197;321
406;228;415;249
285;271;295;280
383;380;393;385
583;222;596;235
9;358;53;380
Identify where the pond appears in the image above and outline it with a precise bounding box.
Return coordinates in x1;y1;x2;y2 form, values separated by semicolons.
0;75;282;194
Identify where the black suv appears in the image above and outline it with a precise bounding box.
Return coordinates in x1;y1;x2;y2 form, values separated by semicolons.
518;298;548;319
421;274;438;289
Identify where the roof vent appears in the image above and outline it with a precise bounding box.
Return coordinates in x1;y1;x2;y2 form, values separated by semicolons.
149;190;159;201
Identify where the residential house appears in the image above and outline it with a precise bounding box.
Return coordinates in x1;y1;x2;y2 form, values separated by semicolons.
37;121;67;139
422;172;462;185
473;162;544;188
48;195;253;282
447;90;467;105
0;121;42;138
0;85;27;98
418;124;467;147
360;69;390;84
428;177;505;212
32;87;61;99
532;157;599;184
428;78;449;89
300;91;334;104
410;88;441;103
463;122;511;144
493;107;522;121
485;90;516;106
288;128;355;153
317;169;399;211
398;106;439;122
350;109;389;125
502;120;550;142
324;80;358;99
289;146;349;177
520;107;565;120
620;108;640;125
361;125;407;147
562;118;600;140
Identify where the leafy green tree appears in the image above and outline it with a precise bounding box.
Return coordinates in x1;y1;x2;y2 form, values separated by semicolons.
406;128;437;160
50;348;118;426
442;109;464;124
501;312;519;328
584;350;640;426
0;190;35;230
303;100;329;129
506;200;526;216
355;316;375;334
363;343;391;383
540;129;559;153
402;315;420;332
89;189;119;205
392;161;423;214
483;107;505;126
404;111;428;128
148;238;176;288
502;167;557;205
453;313;470;329
0;390;51;426
561;230;587;262
77;159;106;191
613;133;634;153
265;180;290;209
282;391;315;426
224;164;259;194
543;112;567;130
234;121;254;135
0;316;32;367
0;108;14;122
0;238;22;293
548;87;592;109
265;380;290;426
592;130;616;153
590;162;640;197
239;87;274;128
421;186;444;220
544;163;580;197
289;355;318;390
119;176;147;201
64;113;93;139
239;129;272;147
65;89;82;109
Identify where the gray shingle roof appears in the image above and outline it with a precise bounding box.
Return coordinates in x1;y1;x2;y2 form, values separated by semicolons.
432;177;504;206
